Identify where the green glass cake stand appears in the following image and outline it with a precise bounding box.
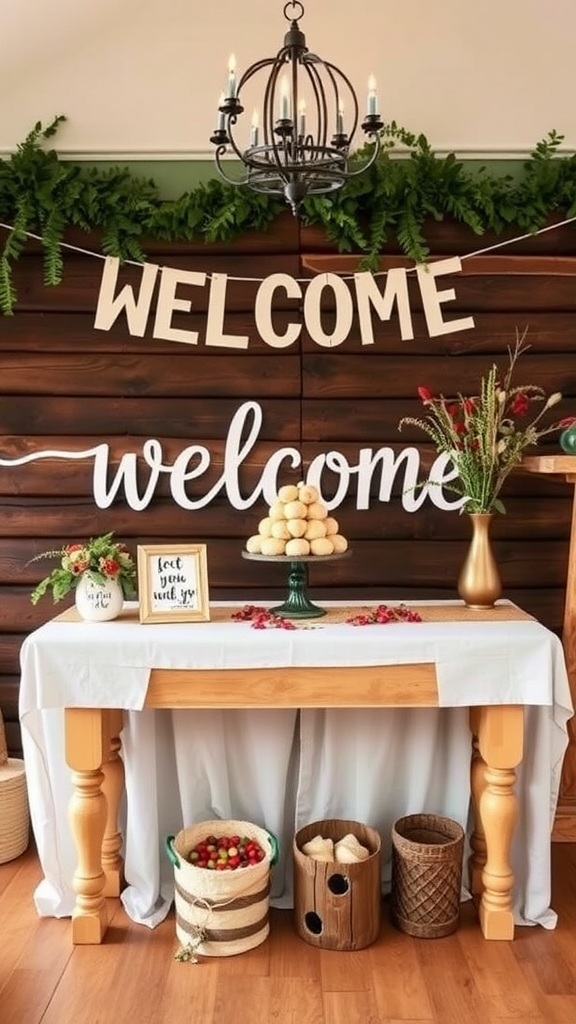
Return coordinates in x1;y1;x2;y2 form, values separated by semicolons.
241;551;352;619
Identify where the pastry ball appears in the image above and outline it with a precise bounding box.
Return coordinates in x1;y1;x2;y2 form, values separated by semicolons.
285;538;310;557
261;537;286;556
269;501;287;521
271;520;291;541
330;534;348;553
304;519;327;541
334;834;369;863
278;484;299;503
302;835;334;862
310;537;334;556
283;500;307;520
324;516;339;536
258;516;274;538
286;518;307;538
307;501;328;520
298;483;319;505
246;535;262;554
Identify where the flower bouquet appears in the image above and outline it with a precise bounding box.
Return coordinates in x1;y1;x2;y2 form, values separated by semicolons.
399;331;574;514
30;532;137;604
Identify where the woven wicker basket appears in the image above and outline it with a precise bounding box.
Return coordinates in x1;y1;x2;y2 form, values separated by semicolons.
166;819;278;957
0;709;30;864
391;813;464;938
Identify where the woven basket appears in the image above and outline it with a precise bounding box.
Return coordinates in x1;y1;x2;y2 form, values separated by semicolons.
391;813;464;938
166;819;278;957
0;709;30;864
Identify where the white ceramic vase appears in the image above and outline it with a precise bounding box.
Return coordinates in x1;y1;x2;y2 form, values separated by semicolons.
74;574;124;622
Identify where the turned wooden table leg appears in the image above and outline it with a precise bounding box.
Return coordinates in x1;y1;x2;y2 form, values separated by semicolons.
475;704;524;940
101;710;125;897
469;707;487;896
65;707;109;944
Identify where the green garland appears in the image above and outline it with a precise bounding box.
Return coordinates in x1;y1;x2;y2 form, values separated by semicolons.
0;116;575;315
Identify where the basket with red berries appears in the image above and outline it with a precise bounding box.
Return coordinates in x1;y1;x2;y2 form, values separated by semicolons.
166;818;279;958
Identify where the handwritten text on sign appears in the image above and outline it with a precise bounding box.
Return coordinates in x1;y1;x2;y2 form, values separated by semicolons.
150;553;199;612
93;256;475;348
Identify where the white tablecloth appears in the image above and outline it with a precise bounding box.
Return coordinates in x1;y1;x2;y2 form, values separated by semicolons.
18;601;573;929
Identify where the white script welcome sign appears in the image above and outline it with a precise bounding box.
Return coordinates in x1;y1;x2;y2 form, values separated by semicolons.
0;401;466;513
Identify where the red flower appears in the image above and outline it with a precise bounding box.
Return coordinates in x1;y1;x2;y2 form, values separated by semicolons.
417;386;433;403
559;417;576;427
462;397;475;414
231;605;296;630
511;393;530;416
100;557;120;577
345;604;422;626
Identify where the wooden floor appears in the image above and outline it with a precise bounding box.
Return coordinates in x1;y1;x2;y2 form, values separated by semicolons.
2;845;576;1024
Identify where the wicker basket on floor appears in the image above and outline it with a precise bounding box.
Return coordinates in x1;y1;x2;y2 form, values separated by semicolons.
0;709;30;864
391;813;464;938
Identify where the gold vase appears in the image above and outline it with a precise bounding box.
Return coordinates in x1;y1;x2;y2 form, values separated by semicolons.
457;513;502;609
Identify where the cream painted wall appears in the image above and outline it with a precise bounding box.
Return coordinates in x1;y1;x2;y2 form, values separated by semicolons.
0;0;574;159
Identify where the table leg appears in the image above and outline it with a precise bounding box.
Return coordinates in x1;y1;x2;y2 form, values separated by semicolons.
101;710;125;897
468;708;487;895
475;704;524;940
65;707;108;944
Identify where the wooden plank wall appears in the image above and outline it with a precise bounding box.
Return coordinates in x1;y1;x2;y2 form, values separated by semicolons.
1;219;576;765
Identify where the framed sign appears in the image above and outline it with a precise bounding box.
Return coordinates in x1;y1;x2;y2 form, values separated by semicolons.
137;544;210;623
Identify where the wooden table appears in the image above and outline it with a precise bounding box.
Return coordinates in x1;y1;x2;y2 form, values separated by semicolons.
53;604;538;945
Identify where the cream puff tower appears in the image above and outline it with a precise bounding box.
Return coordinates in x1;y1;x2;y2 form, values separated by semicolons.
245;481;349;557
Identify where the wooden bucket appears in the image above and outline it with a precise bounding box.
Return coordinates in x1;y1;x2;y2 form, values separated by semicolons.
166;819;278;957
293;818;382;950
391;813;465;938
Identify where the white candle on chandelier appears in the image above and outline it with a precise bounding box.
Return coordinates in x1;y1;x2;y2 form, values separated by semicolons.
279;77;290;120
217;93;226;132
227;54;237;98
337;99;344;135
298;99;306;137
367;74;378;116
250;109;259;147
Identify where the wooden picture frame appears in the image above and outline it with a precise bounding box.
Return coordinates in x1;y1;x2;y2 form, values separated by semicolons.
136;544;210;623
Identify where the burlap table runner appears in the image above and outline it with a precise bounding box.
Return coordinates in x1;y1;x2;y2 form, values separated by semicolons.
56;601;533;626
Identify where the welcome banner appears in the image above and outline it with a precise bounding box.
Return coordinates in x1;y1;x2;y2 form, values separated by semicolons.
93;254;475;347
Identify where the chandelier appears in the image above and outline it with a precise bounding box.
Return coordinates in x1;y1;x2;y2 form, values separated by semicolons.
209;0;384;216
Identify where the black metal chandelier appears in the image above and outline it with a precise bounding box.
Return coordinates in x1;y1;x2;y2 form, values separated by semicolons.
209;0;384;216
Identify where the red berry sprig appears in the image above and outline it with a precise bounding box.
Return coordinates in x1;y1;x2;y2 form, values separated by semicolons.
231;605;296;630
346;604;422;626
187;833;266;870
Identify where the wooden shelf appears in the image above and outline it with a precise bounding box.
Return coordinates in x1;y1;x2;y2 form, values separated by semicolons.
522;455;576;840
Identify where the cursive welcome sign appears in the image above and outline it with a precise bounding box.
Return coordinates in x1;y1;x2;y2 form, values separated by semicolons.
0;400;466;514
